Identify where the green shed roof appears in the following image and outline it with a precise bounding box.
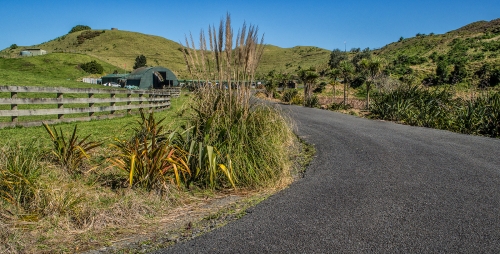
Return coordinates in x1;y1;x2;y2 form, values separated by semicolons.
125;66;178;89
102;73;129;78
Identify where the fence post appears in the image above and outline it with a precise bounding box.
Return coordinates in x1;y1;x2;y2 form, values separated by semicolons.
89;93;94;117
57;92;64;119
161;92;167;109
11;92;17;122
149;93;153;111
110;93;116;115
127;93;132;115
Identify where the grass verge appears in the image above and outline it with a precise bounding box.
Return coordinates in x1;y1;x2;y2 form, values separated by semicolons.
0;90;310;253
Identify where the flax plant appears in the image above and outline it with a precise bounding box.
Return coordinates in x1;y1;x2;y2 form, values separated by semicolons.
43;123;102;174
109;110;191;192
371;86;500;138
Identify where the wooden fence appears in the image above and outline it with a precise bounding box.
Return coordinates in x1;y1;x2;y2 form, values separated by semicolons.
0;86;180;129
163;87;181;97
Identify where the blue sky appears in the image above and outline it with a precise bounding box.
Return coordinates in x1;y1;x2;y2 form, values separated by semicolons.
1;0;499;51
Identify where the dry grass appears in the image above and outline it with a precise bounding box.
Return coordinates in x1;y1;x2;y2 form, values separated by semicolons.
0;156;196;253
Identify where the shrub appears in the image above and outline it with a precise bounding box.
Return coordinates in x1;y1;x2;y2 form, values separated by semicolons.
80;60;104;74
0;142;43;212
455;92;500;136
290;93;304;105
180;14;296;189
329;102;352;110
76;30;102;44
43;123;102;174
9;44;17;50
69;25;91;34
109;110;191;192
313;82;327;93
304;94;319;108
186;86;295;188
370;86;500;138
133;55;147;69
282;89;299;103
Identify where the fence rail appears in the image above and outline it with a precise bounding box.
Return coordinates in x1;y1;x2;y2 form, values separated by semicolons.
0;86;178;129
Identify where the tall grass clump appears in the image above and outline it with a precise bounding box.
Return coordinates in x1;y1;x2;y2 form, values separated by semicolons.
0;142;43;213
371;85;500;138
180;14;296;189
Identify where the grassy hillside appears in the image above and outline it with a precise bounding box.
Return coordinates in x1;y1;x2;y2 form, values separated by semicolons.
0;53;125;87
1;29;330;81
374;18;500;81
257;45;330;75
2;30;188;77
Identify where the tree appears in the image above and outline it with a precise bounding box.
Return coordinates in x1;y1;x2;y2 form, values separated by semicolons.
449;62;468;85
264;70;278;98
475;63;500;88
80;60;103;74
435;61;449;85
133;55;147;69
275;71;292;91
360;57;384;109
298;68;319;107
339;60;354;106
328;49;348;69
352;48;371;72
9;44;18;50
328;68;341;100
69;25;91;34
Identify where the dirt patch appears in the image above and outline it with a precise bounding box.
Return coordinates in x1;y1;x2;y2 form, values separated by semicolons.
83;191;270;253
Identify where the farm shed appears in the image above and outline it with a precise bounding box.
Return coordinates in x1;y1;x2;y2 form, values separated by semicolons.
19;48;47;56
101;73;129;85
125;66;178;89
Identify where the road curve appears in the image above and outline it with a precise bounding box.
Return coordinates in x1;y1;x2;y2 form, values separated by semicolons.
156;104;500;253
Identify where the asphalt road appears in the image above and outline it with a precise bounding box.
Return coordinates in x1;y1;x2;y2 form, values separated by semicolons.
156;104;500;253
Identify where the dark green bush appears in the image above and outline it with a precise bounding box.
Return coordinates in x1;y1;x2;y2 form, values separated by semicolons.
69;25;91;34
76;30;103;44
282;89;299;103
304;95;319;108
133;55;147;69
313;82;327;93
80;60;104;74
329;102;352;110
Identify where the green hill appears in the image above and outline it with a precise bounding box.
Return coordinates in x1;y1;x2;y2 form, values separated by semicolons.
374;18;500;83
1;29;330;82
258;45;330;75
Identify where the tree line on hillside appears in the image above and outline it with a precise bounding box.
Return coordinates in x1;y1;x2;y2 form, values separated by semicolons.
261;35;499;107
